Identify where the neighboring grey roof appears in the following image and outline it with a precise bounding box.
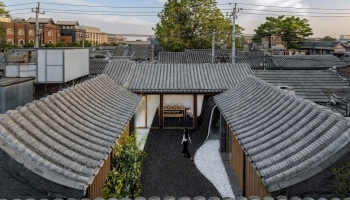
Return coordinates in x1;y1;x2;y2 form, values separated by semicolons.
340;54;350;65
55;20;79;25
0;75;142;196
103;61;254;93
270;55;346;69
129;44;151;60
254;69;350;103
0;77;35;87
102;60;136;86
214;76;350;193
26;17;55;24
125;41;150;45
89;59;110;75
301;42;346;50
157;50;274;68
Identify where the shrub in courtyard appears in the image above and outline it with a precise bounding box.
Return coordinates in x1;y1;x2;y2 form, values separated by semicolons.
102;129;147;198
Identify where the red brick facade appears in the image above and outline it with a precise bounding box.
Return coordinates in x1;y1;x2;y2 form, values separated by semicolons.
1;22;60;46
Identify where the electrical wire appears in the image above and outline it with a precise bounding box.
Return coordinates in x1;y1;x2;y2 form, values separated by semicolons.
235;2;350;10
5;3;36;7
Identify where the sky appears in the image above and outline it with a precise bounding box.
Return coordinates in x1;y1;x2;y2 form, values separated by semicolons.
3;0;350;41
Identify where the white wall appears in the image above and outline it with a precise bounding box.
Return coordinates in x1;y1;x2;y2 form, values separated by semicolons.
164;94;194;117
197;95;204;117
135;97;146;127
5;64;37;78
146;95;160;127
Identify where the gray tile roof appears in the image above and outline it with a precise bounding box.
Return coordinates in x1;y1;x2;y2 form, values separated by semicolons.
89;59;110;75
214;76;350;192
129;44;151;60
55;21;79;26
103;61;254;93
301;42;346;50
340;54;350;65
0;75;142;192
254;70;350;103
270;55;346;69
26;17;55;24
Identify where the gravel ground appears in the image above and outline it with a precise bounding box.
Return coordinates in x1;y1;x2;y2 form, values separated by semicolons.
141;129;221;199
194;139;235;198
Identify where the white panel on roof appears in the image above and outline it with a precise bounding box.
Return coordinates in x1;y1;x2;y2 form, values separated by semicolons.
5;65;19;77
81;49;89;75
47;65;63;82
47;49;63;65
37;49;46;82
64;49;76;82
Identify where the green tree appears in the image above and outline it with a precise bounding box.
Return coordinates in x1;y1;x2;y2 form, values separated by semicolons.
43;42;55;48
79;39;92;47
23;42;34;47
153;0;244;51
253;15;313;49
102;129;147;199
322;36;337;42
0;2;10;42
56;41;67;47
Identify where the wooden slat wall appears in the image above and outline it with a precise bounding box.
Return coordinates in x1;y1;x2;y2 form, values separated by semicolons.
230;132;244;188
87;122;130;199
244;156;270;198
87;151;111;199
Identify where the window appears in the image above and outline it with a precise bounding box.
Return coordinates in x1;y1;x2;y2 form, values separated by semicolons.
48;31;53;37
48;40;53;43
29;40;34;43
7;39;13;44
18;39;24;46
18;29;25;35
29;30;34;36
7;28;13;35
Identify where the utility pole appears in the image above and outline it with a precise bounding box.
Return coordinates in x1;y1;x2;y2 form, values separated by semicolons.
211;32;215;64
31;3;45;48
227;3;242;64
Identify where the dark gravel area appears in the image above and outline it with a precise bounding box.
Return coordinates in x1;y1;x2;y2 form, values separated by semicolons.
141;128;221;199
163;116;193;127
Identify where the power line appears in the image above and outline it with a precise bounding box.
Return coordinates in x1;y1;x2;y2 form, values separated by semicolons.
40;2;164;8
6;3;36;7
235;2;350;10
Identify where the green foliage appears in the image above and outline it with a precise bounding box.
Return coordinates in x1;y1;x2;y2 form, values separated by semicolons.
56;41;68;47
0;2;10;41
23;42;34;47
153;0;244;51
79;39;92;47
43;42;55;48
331;162;350;198
215;119;220;128
252;15;313;49
102;129;147;199
322;36;337;42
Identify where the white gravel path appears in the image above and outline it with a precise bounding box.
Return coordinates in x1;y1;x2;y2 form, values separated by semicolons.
194;139;235;198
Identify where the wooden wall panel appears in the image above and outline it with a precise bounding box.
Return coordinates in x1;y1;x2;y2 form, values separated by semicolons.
231;132;244;188
87;122;130;199
244;156;270;198
88;152;111;199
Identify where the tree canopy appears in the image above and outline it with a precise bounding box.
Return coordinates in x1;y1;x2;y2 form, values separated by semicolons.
153;0;244;51
0;2;9;18
252;15;313;49
321;36;337;42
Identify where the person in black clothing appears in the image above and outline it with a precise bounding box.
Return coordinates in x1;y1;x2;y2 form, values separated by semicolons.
181;128;193;161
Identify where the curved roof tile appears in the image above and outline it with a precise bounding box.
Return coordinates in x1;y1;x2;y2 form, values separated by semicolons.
214;76;350;192
0;74;142;193
104;62;254;93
